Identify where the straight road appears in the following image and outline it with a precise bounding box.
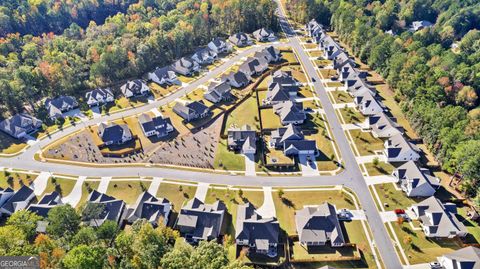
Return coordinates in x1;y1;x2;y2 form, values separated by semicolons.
275;2;402;268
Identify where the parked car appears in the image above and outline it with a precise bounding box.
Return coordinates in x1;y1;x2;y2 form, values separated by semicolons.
337;208;351;220
394;209;405;214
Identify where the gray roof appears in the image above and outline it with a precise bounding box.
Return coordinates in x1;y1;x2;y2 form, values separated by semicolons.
152;66;176;81
173;101;209;120
229;32;250;46
227;125;256;150
28;191;62;218
221;71;250;87
235;203;279;248
85;190;126;227
193;47;216;63
284;139;316;155
176;198;226;241
98;122;132;144
385;133;420;158
45;96;78;118
138;113;172;135
295;203;345;246
0;185;34;215
271;124;304;147
440;247;480;269
121;80;147;96
413;196;467;238
86;88;113;103
266;83;299;103
126;191;171;226
367;112;402;137
270;70;298;86
0;187;14;208
253;28;275;40
393;161;439;191
273;101;306;124
239;57;268;75
0;113;43;138
204;81;232;102
209;37;227;49
171;57;198;74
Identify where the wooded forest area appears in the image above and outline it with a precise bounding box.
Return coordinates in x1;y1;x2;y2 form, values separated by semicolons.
286;0;480;205
0;0;277;115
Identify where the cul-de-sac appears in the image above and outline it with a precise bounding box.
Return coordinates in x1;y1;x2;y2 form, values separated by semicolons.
0;0;479;268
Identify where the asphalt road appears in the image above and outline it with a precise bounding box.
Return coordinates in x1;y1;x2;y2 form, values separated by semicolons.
0;5;403;268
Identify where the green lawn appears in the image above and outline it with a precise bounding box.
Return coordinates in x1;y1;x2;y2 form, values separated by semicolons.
224;94;260;132
40;177;76;197
260;108;282;129
213;139;246;171
0;171;37;190
364;162;395;176
302;114;338;171
156;183;197;211
0;132;27;154
350;130;384;156
339;108;365;125
373;183;420;210
281;51;299;64
343;221;378;268
390;222;461;264
106;180;152;205
331;91;353;104
77;180;100;209
326;82;344;88
319;69;337;79
272;190;356;236
308;50;323;58
456;206;480;244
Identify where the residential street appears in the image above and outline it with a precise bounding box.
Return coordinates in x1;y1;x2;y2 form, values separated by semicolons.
0;3;403;268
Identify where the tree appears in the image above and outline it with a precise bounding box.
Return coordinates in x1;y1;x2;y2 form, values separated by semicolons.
81;203;106;227
6;210;42;240
71;227;97;246
160;241;193;269
96;220;119;243
373;157;380;167
62;245;106;269
190;240;229;269
47;204;81;239
34;234;64;269
277;189;284;198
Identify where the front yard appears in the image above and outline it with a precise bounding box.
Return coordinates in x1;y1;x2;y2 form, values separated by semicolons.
0;170;37;190
106;180;152;205
213;139;246;171
372;183;420;210
350;130;384;156
156;182;197;211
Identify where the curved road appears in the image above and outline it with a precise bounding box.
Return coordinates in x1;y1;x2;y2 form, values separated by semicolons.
0;4;403;268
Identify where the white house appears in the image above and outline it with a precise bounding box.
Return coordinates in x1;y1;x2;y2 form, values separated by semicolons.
208;37;231;54
121;80;150;98
384;134;421;162
354;91;384;115
393;161;439;197
148;67;179;85
85;88;115;107
437;247;480;269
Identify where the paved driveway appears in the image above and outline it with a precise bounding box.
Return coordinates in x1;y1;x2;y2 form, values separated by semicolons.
148;177;162;194
256;187;276;218
62;176;86;207
194;183;209;202
33;172;51;196
244;153;256;176
298;154;319;176
98;177;111;193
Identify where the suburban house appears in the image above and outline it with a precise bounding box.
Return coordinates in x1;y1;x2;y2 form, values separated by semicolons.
346;77;377;97
229;32;252;47
121;79;150;98
269;70;300;87
0;187;14;210
221;71;251;88
319;36;343;60
125;191;172;227
392;161;440;197
0;113;43;139
437;246;480;269
227;125;257;154
239;57;269;77
98;122;133;146
45;96;78;120
0;185;35;217
208;37;231;54
254;46;282;63
192;47;217;65
273;101;306;125
84;190;126;227
148;66;178;85
171;57;200;76
384;133;421;162
365;112;403;138
235;203;279;258
176;198;226;244
203;81;233;103
138;113;173;138
284;139;317;156
410;20;433;32
306;19;323;37
333;51;355;72
172;101;210;122
295;203;346;247
27;191;62;218
411;196;467;238
269;124;303;148
253;28;276;42
264;83;299;105
354;91;384;115
85;88;114;107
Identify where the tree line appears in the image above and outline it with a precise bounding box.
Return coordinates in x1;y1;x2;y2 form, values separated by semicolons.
285;0;480;206
0;0;277;116
0;206;252;269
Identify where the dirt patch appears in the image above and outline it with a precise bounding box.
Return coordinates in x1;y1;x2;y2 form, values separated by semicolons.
44;116;223;169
